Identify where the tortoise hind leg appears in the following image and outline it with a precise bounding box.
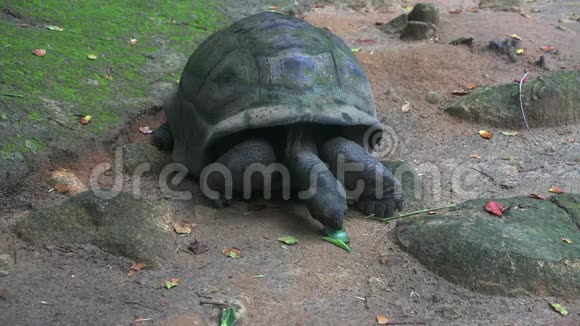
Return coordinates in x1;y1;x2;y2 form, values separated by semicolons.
152;122;174;151
202;138;278;208
320;137;404;217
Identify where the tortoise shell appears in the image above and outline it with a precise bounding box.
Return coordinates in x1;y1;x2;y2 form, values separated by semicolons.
164;12;380;176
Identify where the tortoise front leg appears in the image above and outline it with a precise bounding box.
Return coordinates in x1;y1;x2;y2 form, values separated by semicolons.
285;126;347;229
202;138;278;208
321;137;404;217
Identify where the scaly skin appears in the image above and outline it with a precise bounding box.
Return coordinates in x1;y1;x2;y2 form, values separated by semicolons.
321;137;404;217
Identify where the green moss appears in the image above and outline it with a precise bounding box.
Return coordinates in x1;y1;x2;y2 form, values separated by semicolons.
0;0;228;161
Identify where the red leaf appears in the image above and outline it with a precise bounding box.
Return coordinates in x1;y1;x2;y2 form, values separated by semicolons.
32;48;46;56
484;201;508;216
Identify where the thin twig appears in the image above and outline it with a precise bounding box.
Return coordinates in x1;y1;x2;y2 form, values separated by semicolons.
46;117;78;131
124;301;156;309
518;71;538;144
371;206;455;223
2;93;24;98
468;167;495;181
199;300;228;308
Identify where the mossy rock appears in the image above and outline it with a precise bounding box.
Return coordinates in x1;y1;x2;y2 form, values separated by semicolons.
15;191;175;266
400;21;435;41
408;3;439;26
445;71;580;128
395;194;580;298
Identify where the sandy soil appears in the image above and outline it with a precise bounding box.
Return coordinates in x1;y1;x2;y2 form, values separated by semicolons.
1;1;579;325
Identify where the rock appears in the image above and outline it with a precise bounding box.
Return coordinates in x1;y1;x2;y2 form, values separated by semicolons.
0;152;29;190
395;194;580;298
449;37;473;46
0;270;8;277
15;191;175;266
426;91;442;105
51;169;88;195
0;254;11;267
379;14;408;34
122;143;171;175
479;0;523;10
383;160;426;210
400;21;435;41
445;71;580;128
408;3;439;26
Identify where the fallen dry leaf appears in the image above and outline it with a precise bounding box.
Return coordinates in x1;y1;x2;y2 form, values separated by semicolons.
509;34;521;40
130;38;137;46
449;9;462;14
165;277;181;289
127;270;137;277
501;131;519;136
101;74;113;80
354;38;376;45
451;90;470;96
484;201;508;216
173;221;194;234
520;12;531;18
32;48;46;56
268;5;279;10
376;315;389;325
222;247;242;258
516;48;525;55
562;238;573;244
528;194;547;200
139;126;153;135
133;317;152;324
478;130;493;140
401;101;411;113
427;211;437;215
53;183;70;194
540;45;556;52
80;115;92;124
469;154;481;159
466;83;477;90
131;262;145;271
549;186;564;194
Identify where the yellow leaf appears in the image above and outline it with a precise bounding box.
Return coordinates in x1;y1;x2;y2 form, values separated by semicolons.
351;47;362;53
509;33;521;40
516;48;525;55
549;186;564;194
376;315;389;325
173;221;194;234
80;115;92;124
478;130;493;140
562;238;573;244
87;54;97;60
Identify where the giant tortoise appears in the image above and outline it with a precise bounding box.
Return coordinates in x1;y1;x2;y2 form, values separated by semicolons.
153;12;403;230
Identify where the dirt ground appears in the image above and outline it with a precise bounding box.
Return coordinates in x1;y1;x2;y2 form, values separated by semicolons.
1;1;580;325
